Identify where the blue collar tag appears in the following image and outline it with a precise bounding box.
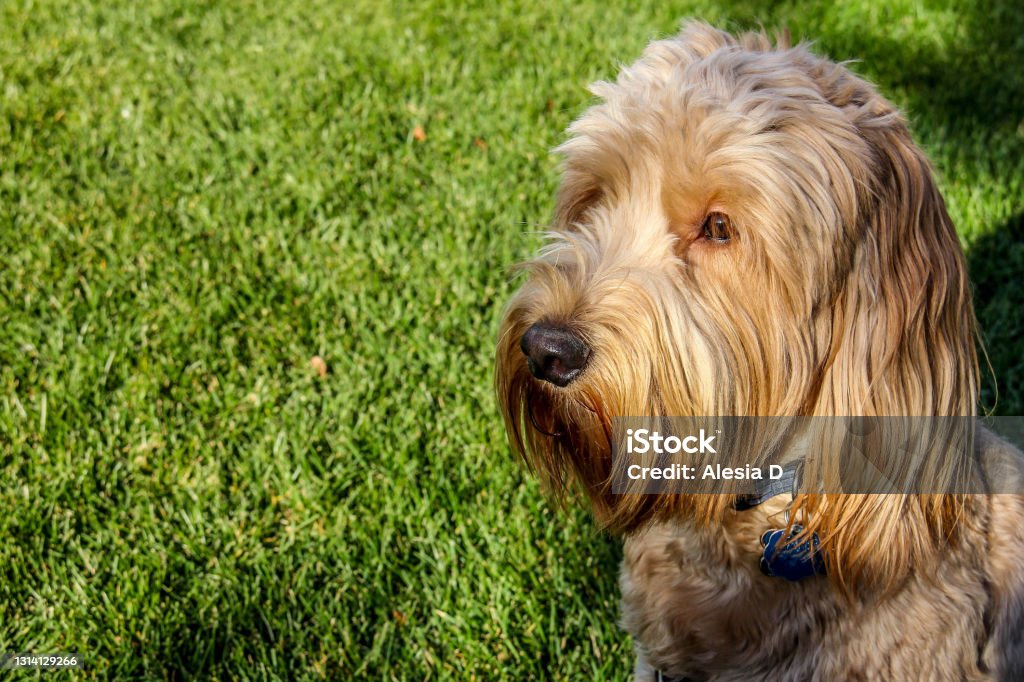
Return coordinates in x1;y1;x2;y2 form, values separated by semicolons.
759;524;826;581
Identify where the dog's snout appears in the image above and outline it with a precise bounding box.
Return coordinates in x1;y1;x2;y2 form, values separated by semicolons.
520;322;590;387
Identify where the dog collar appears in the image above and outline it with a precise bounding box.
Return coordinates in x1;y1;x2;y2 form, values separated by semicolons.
732;461;827;582
733;460;801;511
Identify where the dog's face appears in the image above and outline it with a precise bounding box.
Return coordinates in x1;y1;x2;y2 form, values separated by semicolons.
496;23;977;543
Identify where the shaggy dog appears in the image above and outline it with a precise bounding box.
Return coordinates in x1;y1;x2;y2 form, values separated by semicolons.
495;22;1024;680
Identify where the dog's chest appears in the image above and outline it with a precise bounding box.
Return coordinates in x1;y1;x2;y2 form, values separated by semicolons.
619;514;834;680
618;519;989;681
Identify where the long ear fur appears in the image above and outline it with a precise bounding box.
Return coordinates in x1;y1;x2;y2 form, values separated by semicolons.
796;78;980;593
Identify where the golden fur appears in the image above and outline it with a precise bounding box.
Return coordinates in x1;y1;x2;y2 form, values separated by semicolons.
496;22;1024;680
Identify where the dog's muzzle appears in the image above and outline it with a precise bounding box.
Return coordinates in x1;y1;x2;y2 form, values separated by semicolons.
519;322;590;387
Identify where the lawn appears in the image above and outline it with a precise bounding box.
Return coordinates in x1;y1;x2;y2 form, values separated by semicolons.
1;0;1022;678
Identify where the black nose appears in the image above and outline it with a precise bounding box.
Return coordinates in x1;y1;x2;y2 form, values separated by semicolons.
520;322;591;387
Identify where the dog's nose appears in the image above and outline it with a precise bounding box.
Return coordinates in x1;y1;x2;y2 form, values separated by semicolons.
520;322;590;387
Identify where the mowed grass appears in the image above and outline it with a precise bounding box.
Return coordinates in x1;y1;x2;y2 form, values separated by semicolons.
1;0;1022;678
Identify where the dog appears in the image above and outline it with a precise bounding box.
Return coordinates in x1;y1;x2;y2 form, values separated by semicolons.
496;22;1024;680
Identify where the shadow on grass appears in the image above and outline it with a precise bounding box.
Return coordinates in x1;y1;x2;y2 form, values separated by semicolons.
765;0;1024;135
857;6;1021;133
970;212;1024;416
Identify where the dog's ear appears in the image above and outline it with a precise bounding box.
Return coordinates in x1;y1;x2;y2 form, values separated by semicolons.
798;76;980;594
830;104;978;418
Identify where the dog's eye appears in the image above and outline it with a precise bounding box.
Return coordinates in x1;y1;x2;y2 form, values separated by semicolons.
701;212;733;243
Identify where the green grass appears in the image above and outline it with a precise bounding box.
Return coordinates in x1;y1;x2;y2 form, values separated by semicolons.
1;0;1022;678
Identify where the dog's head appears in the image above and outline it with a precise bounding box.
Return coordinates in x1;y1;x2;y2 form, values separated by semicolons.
496;22;978;589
